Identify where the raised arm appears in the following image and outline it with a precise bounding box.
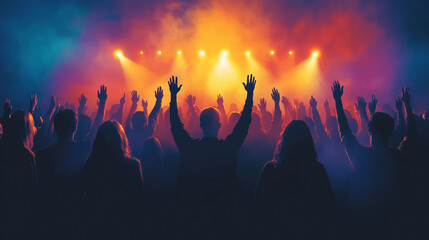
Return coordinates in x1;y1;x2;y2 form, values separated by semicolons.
323;100;331;123
281;96;293;124
142;99;148;120
332;81;352;138
355;96;369;135
368;95;378;116
217;94;228;133
112;93;125;125
169;76;193;149
125;90;139;133
41;96;56;136
398;86;416;152
267;88;282;139
310;96;328;142
29;94;38;115
395;96;405;129
78;94;87;115
146;87;163;135
185;94;197;126
225;74;255;150
89;85;107;140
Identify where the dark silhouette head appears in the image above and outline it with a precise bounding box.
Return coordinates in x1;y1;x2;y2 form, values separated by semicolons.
326;116;339;139
229;112;240;127
54;109;77;141
88;120;130;164
274;120;317;168
142;137;162;167
368;112;394;146
76;114;91;141
200;107;221;138
132;111;147;129
302;117;316;138
230;103;238;112
3;111;37;150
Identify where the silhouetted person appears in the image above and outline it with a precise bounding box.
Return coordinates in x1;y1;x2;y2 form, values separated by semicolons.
36;109;86;239
0;110;38;239
255;120;334;239
169;75;255;238
332;81;416;237
82;120;144;240
125;89;163;157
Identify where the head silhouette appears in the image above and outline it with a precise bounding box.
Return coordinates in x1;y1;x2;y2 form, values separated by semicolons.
326;116;339;139
54;109;77;141
302;117;316;138
142;137;162;167
274;120;317;168
229;112;240;126
76;115;91;141
89;120;130;164
348;117;358;135
4;111;37;150
250;112;262;132
200;107;221;138
368;112;394;146
132;111;147;129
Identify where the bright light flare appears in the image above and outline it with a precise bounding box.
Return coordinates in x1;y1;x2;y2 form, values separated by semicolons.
157;50;162;55
289;51;293;55
199;50;205;56
245;51;251;56
312;51;319;57
115;50;123;58
221;50;228;56
177;50;182;55
270;50;275;55
139;51;143;55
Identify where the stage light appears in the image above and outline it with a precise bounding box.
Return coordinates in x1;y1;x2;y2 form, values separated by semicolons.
115;50;123;57
199;50;205;56
246;51;251;56
221;50;228;56
157;50;162;55
270;50;275;55
289;51;293;55
177;50;182;55
312;51;319;57
139;51;143;55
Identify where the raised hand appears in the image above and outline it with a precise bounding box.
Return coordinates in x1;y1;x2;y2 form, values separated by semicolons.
217;94;224;106
97;85;107;103
186;95;196;106
281;96;290;107
331;81;344;101
400;86;410;104
271;88;280;103
142;99;148;110
259;98;267;111
120;93;126;105
354;96;367;112
309;96;317;109
368;95;378;114
155;87;164;101
3;98;12;115
395;96;402;111
131;90;140;104
324;100;329;110
78;94;87;107
242;74;256;93
50;96;56;108
168;76;182;95
29;94;38;113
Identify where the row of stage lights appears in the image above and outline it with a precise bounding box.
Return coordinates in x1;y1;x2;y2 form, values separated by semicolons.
115;49;320;58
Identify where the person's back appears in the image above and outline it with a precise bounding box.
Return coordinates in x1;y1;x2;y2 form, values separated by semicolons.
0;111;38;239
36;110;86;239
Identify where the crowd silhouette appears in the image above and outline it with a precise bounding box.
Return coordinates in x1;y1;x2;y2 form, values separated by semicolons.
0;74;428;239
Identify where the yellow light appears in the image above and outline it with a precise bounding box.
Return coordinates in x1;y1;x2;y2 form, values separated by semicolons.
199;50;205;56
245;51;250;56
115;50;123;57
177;50;182;55
270;50;275;55
139;51;143;55
312;51;319;57
157;50;162;55
289;51;293;55
221;50;228;56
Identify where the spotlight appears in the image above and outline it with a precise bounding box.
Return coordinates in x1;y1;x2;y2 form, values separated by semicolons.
312;51;319;57
157;50;162;55
139;51;143;55
199;50;205;56
177;50;182;55
221;50;228;56
115;50;123;57
245;51;251;56
270;50;275;55
289;51;293;55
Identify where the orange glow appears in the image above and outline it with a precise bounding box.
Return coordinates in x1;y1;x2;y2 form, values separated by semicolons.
177;50;182;55
157;50;162;55
115;50;123;58
245;51;250;56
199;50;205;56
289;51;293;55
139;51;143;55
270;50;275;55
312;51;319;57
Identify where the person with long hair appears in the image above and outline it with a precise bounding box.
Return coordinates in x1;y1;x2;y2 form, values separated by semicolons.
255;120;334;239
82;120;144;239
0;110;38;239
